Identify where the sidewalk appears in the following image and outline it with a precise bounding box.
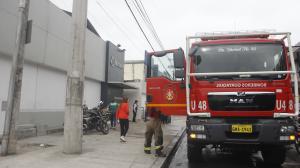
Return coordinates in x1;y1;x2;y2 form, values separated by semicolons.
0;116;186;168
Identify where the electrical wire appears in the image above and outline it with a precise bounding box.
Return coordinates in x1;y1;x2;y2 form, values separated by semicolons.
124;0;155;51
95;0;145;53
87;11;142;57
124;0;172;77
131;0;162;49
131;0;174;68
132;0;161;49
129;0;172;77
134;0;164;50
132;0;174;66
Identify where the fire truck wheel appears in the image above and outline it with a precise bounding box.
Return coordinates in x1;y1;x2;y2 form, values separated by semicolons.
261;145;286;166
187;144;203;163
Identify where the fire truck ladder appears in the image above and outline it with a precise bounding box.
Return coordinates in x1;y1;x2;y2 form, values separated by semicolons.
185;32;299;118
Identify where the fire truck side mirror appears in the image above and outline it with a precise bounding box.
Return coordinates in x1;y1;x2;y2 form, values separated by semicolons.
173;48;185;68
189;45;199;57
153;51;167;57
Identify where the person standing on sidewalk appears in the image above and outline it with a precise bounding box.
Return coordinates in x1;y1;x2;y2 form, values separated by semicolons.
144;108;166;157
108;99;118;129
116;97;129;142
132;100;138;122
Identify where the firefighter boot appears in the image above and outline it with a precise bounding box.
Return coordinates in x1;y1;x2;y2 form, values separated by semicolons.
155;150;166;157
144;147;151;154
158;145;164;151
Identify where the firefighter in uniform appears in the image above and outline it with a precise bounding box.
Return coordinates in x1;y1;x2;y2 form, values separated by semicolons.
144;107;166;157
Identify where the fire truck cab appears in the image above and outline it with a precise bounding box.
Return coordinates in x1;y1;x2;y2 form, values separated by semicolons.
145;31;299;165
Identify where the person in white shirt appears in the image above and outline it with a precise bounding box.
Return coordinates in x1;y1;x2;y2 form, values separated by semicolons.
132;100;138;122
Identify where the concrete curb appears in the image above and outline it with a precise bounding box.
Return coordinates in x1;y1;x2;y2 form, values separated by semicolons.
152;126;186;168
161;127;186;168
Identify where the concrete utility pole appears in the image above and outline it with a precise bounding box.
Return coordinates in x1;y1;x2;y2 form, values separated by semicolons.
1;0;30;156
63;0;88;154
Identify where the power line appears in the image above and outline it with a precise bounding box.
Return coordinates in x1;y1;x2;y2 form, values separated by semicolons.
131;0;161;49
132;1;174;66
127;1;172;76
95;0;145;53
88;10;142;57
134;0;164;50
87;12;113;40
96;0;149;50
124;0;155;51
126;0;172;76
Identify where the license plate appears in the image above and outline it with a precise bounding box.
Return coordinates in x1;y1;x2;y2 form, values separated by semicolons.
231;124;252;133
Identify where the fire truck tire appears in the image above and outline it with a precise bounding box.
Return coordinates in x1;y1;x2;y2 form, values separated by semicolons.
187;144;203;163
261;145;286;166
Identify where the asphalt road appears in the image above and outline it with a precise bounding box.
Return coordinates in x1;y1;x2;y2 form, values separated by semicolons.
168;135;300;168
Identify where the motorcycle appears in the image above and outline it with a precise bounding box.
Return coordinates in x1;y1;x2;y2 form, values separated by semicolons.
82;101;110;134
97;101;110;134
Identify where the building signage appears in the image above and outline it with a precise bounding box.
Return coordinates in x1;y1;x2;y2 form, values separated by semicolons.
110;56;123;70
106;41;125;83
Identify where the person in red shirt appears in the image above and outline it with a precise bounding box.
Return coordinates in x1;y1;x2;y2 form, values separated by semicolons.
116;97;129;142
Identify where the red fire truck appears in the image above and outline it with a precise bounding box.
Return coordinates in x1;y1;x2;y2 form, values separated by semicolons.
145;31;299;165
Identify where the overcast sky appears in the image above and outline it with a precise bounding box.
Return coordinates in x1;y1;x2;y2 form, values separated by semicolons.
50;0;300;60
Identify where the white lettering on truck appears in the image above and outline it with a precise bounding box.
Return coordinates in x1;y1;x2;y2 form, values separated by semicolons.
191;100;207;111
216;83;267;88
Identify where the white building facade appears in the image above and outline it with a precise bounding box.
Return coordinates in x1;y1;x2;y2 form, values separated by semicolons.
123;60;146;121
0;0;123;137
